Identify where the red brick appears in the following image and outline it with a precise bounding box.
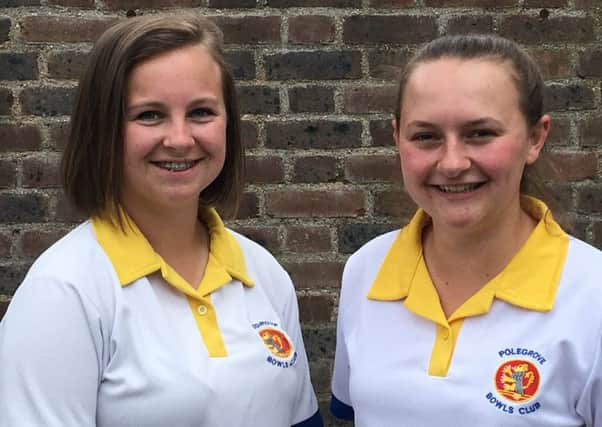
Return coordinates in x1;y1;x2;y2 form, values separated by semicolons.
245;156;284;184
47;50;89;80
579;115;602;148
343;85;397;114
0;232;11;257
0;53;38;80
593;221;602;250
22;154;61;188
208;0;257;7
368;49;410;80
266;121;362;149
1;0;39;5
0;88;13;115
266;51;361;80
370;119;395;147
19;229;65;257
241;120;259;148
370;0;415;5
283;261;344;289
48;0;95;6
48;121;70;150
309;359;332;395
0;300;10;322
212;16;280;44
446;15;493;35
289;86;334;113
266;190;365;218
19;16;116;43
500;16;595;44
54;193;86;223
524;0;568;5
0;159;17;188
1;263;30;294
235;192;259;219
345;154;401;183
543;84;595;112
0;193;47;223
374;190;417;221
525;182;573;214
426;0;513;4
293;156;339;183
576;186;602;215
338;223;397;253
574;0;597;7
546;116;570;146
0;125;41;152
238;85;280;114
529;49;572;80
285;225;331;253
0;17;9;43
268;0;359;6
228;226;280;254
532;151;597;182
298;295;333;322
105;0;201;7
289;16;335;44
344;15;437;44
20;87;77;116
224;50;255;80
578;50;602;78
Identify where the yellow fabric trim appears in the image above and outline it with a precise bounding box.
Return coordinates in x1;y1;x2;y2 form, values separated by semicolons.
367;196;569;377
188;295;227;357
91;207;254;357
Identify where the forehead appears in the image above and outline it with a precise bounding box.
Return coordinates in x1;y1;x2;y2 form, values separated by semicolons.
400;57;521;120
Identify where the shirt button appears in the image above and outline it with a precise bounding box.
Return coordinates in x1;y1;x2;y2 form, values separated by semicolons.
441;329;450;340
197;305;208;316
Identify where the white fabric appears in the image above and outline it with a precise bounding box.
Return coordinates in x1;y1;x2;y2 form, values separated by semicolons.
0;222;318;427
332;232;602;427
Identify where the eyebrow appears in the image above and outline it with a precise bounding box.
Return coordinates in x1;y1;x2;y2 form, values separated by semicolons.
126;96;220;110
405;117;504;128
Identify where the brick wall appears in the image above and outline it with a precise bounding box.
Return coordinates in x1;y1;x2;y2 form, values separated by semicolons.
1;1;601;425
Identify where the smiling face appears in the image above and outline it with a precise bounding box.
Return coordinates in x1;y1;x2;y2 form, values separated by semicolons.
393;57;548;233
122;44;227;216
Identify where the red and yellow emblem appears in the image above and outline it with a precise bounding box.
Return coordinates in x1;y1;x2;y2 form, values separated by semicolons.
258;327;293;359
494;359;540;402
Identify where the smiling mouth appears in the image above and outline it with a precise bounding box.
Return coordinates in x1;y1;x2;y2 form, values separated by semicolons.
436;183;484;193
151;160;200;172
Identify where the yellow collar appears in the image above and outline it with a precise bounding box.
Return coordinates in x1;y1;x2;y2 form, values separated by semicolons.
92;208;254;297
367;196;569;321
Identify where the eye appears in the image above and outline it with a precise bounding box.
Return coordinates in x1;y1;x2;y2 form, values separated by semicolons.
467;129;498;141
410;132;441;148
189;107;215;120
135;110;163;122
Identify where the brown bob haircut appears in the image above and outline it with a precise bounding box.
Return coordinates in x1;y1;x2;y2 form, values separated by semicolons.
62;14;243;223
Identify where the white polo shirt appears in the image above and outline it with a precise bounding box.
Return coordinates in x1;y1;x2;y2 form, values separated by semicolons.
0;208;321;427
331;197;602;426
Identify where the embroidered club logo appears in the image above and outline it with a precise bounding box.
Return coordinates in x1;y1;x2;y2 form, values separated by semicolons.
258;327;293;359
494;359;540;402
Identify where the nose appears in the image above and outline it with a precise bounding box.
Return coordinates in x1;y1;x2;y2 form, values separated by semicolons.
437;137;471;177
162;118;195;150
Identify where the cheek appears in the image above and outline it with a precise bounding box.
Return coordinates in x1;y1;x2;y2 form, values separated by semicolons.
398;144;430;181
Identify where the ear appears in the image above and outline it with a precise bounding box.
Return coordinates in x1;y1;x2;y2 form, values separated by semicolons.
392;118;401;149
525;114;550;165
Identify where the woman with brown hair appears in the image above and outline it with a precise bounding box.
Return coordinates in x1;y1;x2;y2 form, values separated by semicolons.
331;34;602;426
0;15;322;427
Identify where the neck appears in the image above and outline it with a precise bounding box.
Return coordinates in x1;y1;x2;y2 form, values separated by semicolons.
423;201;537;317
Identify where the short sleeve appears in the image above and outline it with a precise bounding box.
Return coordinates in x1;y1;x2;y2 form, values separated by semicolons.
279;272;323;427
0;275;103;427
576;322;602;426
330;261;355;421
